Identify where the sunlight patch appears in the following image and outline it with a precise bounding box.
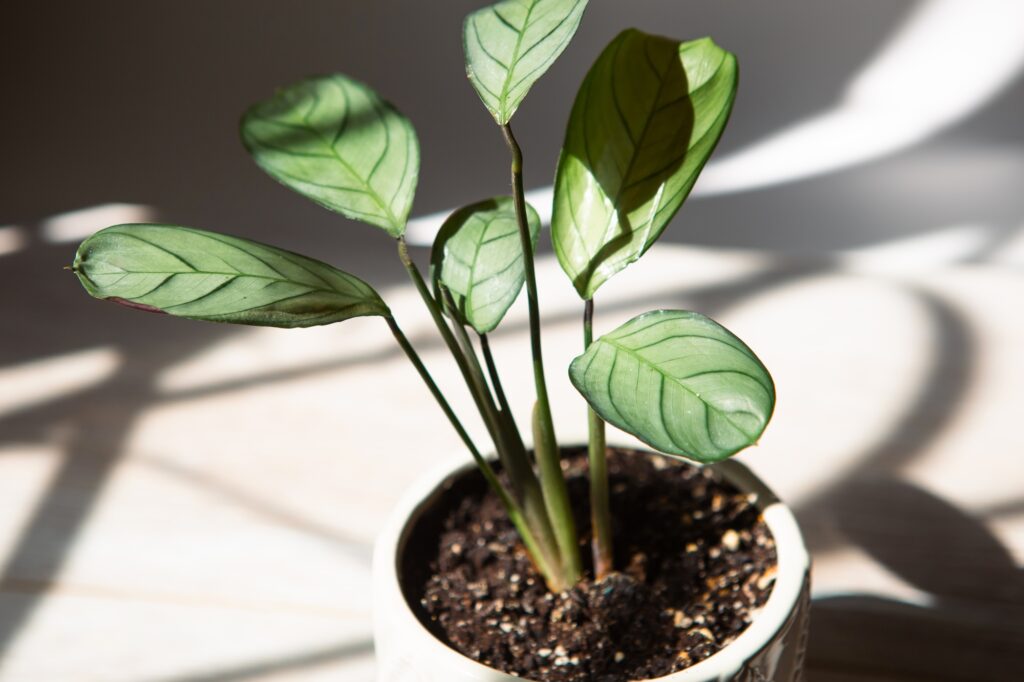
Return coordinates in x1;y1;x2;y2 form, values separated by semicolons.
41;204;156;244
0;347;121;418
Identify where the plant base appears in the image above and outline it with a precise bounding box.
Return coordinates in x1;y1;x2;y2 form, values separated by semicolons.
418;448;776;679
374;447;810;682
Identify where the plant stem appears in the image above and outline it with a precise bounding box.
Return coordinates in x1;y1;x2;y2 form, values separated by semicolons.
384;314;559;582
478;332;529;461
480;335;573;584
385;314;487;482
479;333;514;418
584;298;613;579
396;239;566;589
396;237;470;378
439;287;531;490
396;238;510;469
437;288;567;590
501;123;581;584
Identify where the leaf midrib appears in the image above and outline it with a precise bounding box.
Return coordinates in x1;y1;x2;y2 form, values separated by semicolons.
497;0;538;116
599;335;767;440
109;231;358;295
605;39;676;215
307;96;402;231
252;82;404;231
102;268;349;292
563;36;678;284
458;220;527;326
566;42;731;284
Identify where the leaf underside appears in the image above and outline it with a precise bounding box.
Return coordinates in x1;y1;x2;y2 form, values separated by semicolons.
431;196;541;334
464;0;589;125
73;224;389;328
569;310;774;463
241;74;419;237
552;30;738;299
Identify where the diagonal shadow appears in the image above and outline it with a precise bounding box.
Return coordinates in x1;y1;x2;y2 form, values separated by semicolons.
140;638;373;682
153;258;828;410
765;279;1024;678
794;284;977;555
140;456;372;561
832;478;1024;609
0;329;228;658
979;497;1024;520
807;479;1024;681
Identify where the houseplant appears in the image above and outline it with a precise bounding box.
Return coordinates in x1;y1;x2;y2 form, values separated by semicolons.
69;1;810;679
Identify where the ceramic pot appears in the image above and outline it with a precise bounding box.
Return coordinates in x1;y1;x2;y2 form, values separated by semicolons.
373;450;811;682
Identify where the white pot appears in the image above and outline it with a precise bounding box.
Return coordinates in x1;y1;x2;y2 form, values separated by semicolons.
373;451;811;682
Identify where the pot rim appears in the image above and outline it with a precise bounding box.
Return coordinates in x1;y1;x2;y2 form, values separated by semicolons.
373;446;810;681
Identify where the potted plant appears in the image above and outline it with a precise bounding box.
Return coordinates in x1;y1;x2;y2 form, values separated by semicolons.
69;1;810;679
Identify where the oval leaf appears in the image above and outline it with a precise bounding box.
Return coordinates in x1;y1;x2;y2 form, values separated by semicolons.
569;310;773;463
552;31;738;299
241;74;419;237
464;0;589;125
431;197;540;334
72;224;389;328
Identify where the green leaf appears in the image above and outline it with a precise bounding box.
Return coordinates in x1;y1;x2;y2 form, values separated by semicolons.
464;0;589;125
552;30;738;299
431;197;540;334
72;224;389;328
569;310;773;463
241;74;419;237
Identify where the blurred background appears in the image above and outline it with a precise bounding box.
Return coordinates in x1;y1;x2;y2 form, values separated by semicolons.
1;1;1022;680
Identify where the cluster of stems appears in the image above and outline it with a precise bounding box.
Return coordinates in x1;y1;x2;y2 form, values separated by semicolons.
383;123;613;591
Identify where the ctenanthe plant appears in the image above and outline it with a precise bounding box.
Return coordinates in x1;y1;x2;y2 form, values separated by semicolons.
70;0;773;592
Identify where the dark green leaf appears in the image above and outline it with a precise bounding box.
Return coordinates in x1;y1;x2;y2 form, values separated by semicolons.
569;310;773;463
241;74;419;237
72;224;389;328
431;197;540;334
552;31;738;299
464;0;589;125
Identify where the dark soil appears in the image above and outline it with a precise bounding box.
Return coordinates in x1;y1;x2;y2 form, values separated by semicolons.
407;448;778;681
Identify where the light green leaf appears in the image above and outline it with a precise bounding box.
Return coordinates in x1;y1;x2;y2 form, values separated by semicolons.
72;224;389;328
241;74;419;237
464;0;589;125
552;30;738;299
431;197;540;334
569;310;773;463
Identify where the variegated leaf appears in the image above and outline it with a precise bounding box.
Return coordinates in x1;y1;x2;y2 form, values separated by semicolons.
464;0;589;124
241;74;419;237
552;31;738;299
73;224;388;328
569;310;773;463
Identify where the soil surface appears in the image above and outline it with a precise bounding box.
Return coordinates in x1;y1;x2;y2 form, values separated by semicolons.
411;448;778;681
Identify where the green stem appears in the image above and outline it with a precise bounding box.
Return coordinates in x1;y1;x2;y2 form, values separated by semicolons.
438;287;530;489
386;315;489;485
501;123;581;584
396;237;470;379
479;333;518;432
584;298;613;579
480;333;530;473
396;238;510;469
385;315;559;582
435;289;565;586
397;239;566;589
